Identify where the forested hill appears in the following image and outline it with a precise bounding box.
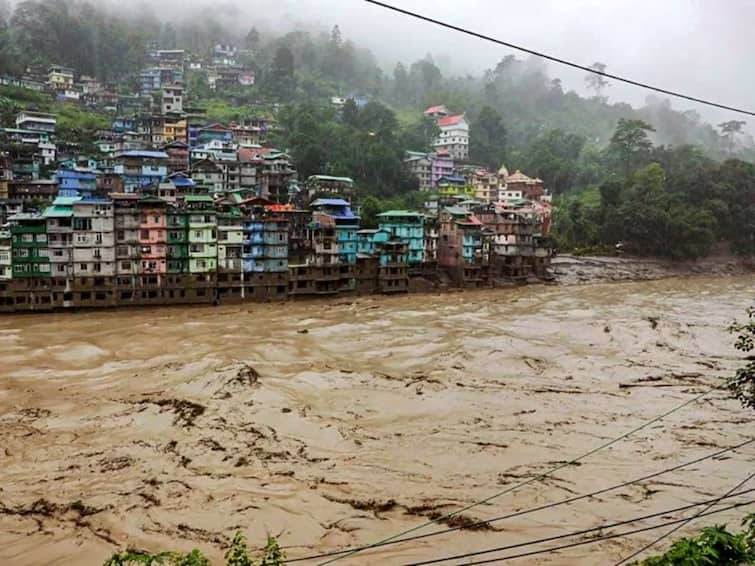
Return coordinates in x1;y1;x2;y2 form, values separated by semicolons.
0;0;751;171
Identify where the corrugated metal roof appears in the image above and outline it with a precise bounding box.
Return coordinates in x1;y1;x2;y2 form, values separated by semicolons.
378;210;423;218
117;150;169;159
43;206;74;218
311;198;351;207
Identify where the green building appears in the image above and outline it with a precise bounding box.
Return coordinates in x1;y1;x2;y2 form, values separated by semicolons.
167;207;189;273
185;195;217;273
9;213;50;278
377;210;425;265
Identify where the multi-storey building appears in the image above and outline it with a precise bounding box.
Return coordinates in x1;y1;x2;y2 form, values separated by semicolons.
44;197;79;281
378;210;425;266
9;213;50;280
72;198;115;281
161;84;184;114
434;114;469;161
113;150;168;193
16;111;57;134
166;206;190;275
56;168;97;198
138;197;168;278
215;200;244;301
310;199;359;265
185;195;217;274
0;226;12;280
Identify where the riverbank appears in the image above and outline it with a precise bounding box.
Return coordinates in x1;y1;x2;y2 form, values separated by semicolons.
0;277;753;565
552;253;755;286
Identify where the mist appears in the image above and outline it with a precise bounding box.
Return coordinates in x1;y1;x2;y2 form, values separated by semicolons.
88;0;754;131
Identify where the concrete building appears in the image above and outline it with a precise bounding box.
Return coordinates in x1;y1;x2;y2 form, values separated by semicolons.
434;114;469;161
378;210;425;266
185;195;217;274
9;213;50;280
72;198;115;278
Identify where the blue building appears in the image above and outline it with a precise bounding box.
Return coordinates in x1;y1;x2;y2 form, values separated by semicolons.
56;168;97;198
310;198;360;264
377;210;425;265
242;214;288;273
113;150;168;193
112;117;137;134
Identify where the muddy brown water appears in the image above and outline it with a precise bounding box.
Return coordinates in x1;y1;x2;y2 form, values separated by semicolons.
1;276;754;565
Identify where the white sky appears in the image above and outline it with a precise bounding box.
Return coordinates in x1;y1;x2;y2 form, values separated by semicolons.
115;0;755;128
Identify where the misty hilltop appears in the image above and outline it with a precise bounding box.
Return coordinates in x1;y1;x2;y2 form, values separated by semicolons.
0;0;752;164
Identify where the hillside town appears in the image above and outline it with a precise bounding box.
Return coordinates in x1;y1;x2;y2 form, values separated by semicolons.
0;49;552;312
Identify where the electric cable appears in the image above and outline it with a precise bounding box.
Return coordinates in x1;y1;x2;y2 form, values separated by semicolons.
286;437;753;562
363;0;755;117
315;388;713;564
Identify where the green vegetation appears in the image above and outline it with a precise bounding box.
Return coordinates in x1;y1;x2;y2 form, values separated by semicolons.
551;119;755;258
632;515;755;565
728;307;755;410
103;532;284;566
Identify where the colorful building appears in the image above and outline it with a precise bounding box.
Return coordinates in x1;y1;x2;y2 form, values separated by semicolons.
0;227;11;280
138;197;168;276
377;210;425;265
56;168;97;198
113;150;169;193
310;198;360;265
166;207;190;273
9;213;50;279
44;196;79;279
72;198;115;278
185;195;217;274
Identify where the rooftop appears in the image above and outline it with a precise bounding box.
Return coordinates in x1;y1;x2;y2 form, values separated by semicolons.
437;114;466;127
378;210;424;219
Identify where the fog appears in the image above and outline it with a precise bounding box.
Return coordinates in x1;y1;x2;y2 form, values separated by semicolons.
20;0;755;129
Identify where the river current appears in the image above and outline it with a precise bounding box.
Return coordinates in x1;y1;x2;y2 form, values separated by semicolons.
0;276;753;565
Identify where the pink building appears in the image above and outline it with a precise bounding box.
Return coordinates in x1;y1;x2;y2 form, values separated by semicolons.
431;150;454;188
138;197;168;274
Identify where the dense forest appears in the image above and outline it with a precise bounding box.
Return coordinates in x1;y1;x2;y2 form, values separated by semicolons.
0;0;753;257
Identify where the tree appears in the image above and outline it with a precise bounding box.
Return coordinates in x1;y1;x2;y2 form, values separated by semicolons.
341;98;359;127
360;195;382;228
245;26;260;50
635;518;755;565
718;120;746;154
728;307;755;410
608;118;656;179
585;62;609;99
469;106;507;169
224;531;254;566
521;129;586;193
393;62;409;104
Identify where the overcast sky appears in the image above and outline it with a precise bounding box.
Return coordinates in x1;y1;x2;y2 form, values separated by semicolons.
124;0;755;128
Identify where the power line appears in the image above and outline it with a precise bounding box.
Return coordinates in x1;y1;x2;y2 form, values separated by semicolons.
287;437;753;562
315;388;713;564
362;0;755;118
613;469;755;565
422;499;755;566
405;488;755;566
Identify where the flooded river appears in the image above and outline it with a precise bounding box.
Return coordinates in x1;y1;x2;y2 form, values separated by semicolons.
1;276;753;565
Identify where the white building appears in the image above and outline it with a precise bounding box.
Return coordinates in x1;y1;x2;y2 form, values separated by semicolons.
72;200;115;277
0;227;11;280
161;84;184;114
434;114;469;161
16;111;56;133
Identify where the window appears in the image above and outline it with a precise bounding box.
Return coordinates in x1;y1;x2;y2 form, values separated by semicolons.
140;230;149;239
80;263;87;271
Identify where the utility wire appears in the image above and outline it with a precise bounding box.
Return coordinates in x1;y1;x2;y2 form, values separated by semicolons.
362;0;755;118
405;489;755;566
287;437;753;562
613;469;755;565
450;500;754;566
316;388;713;564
